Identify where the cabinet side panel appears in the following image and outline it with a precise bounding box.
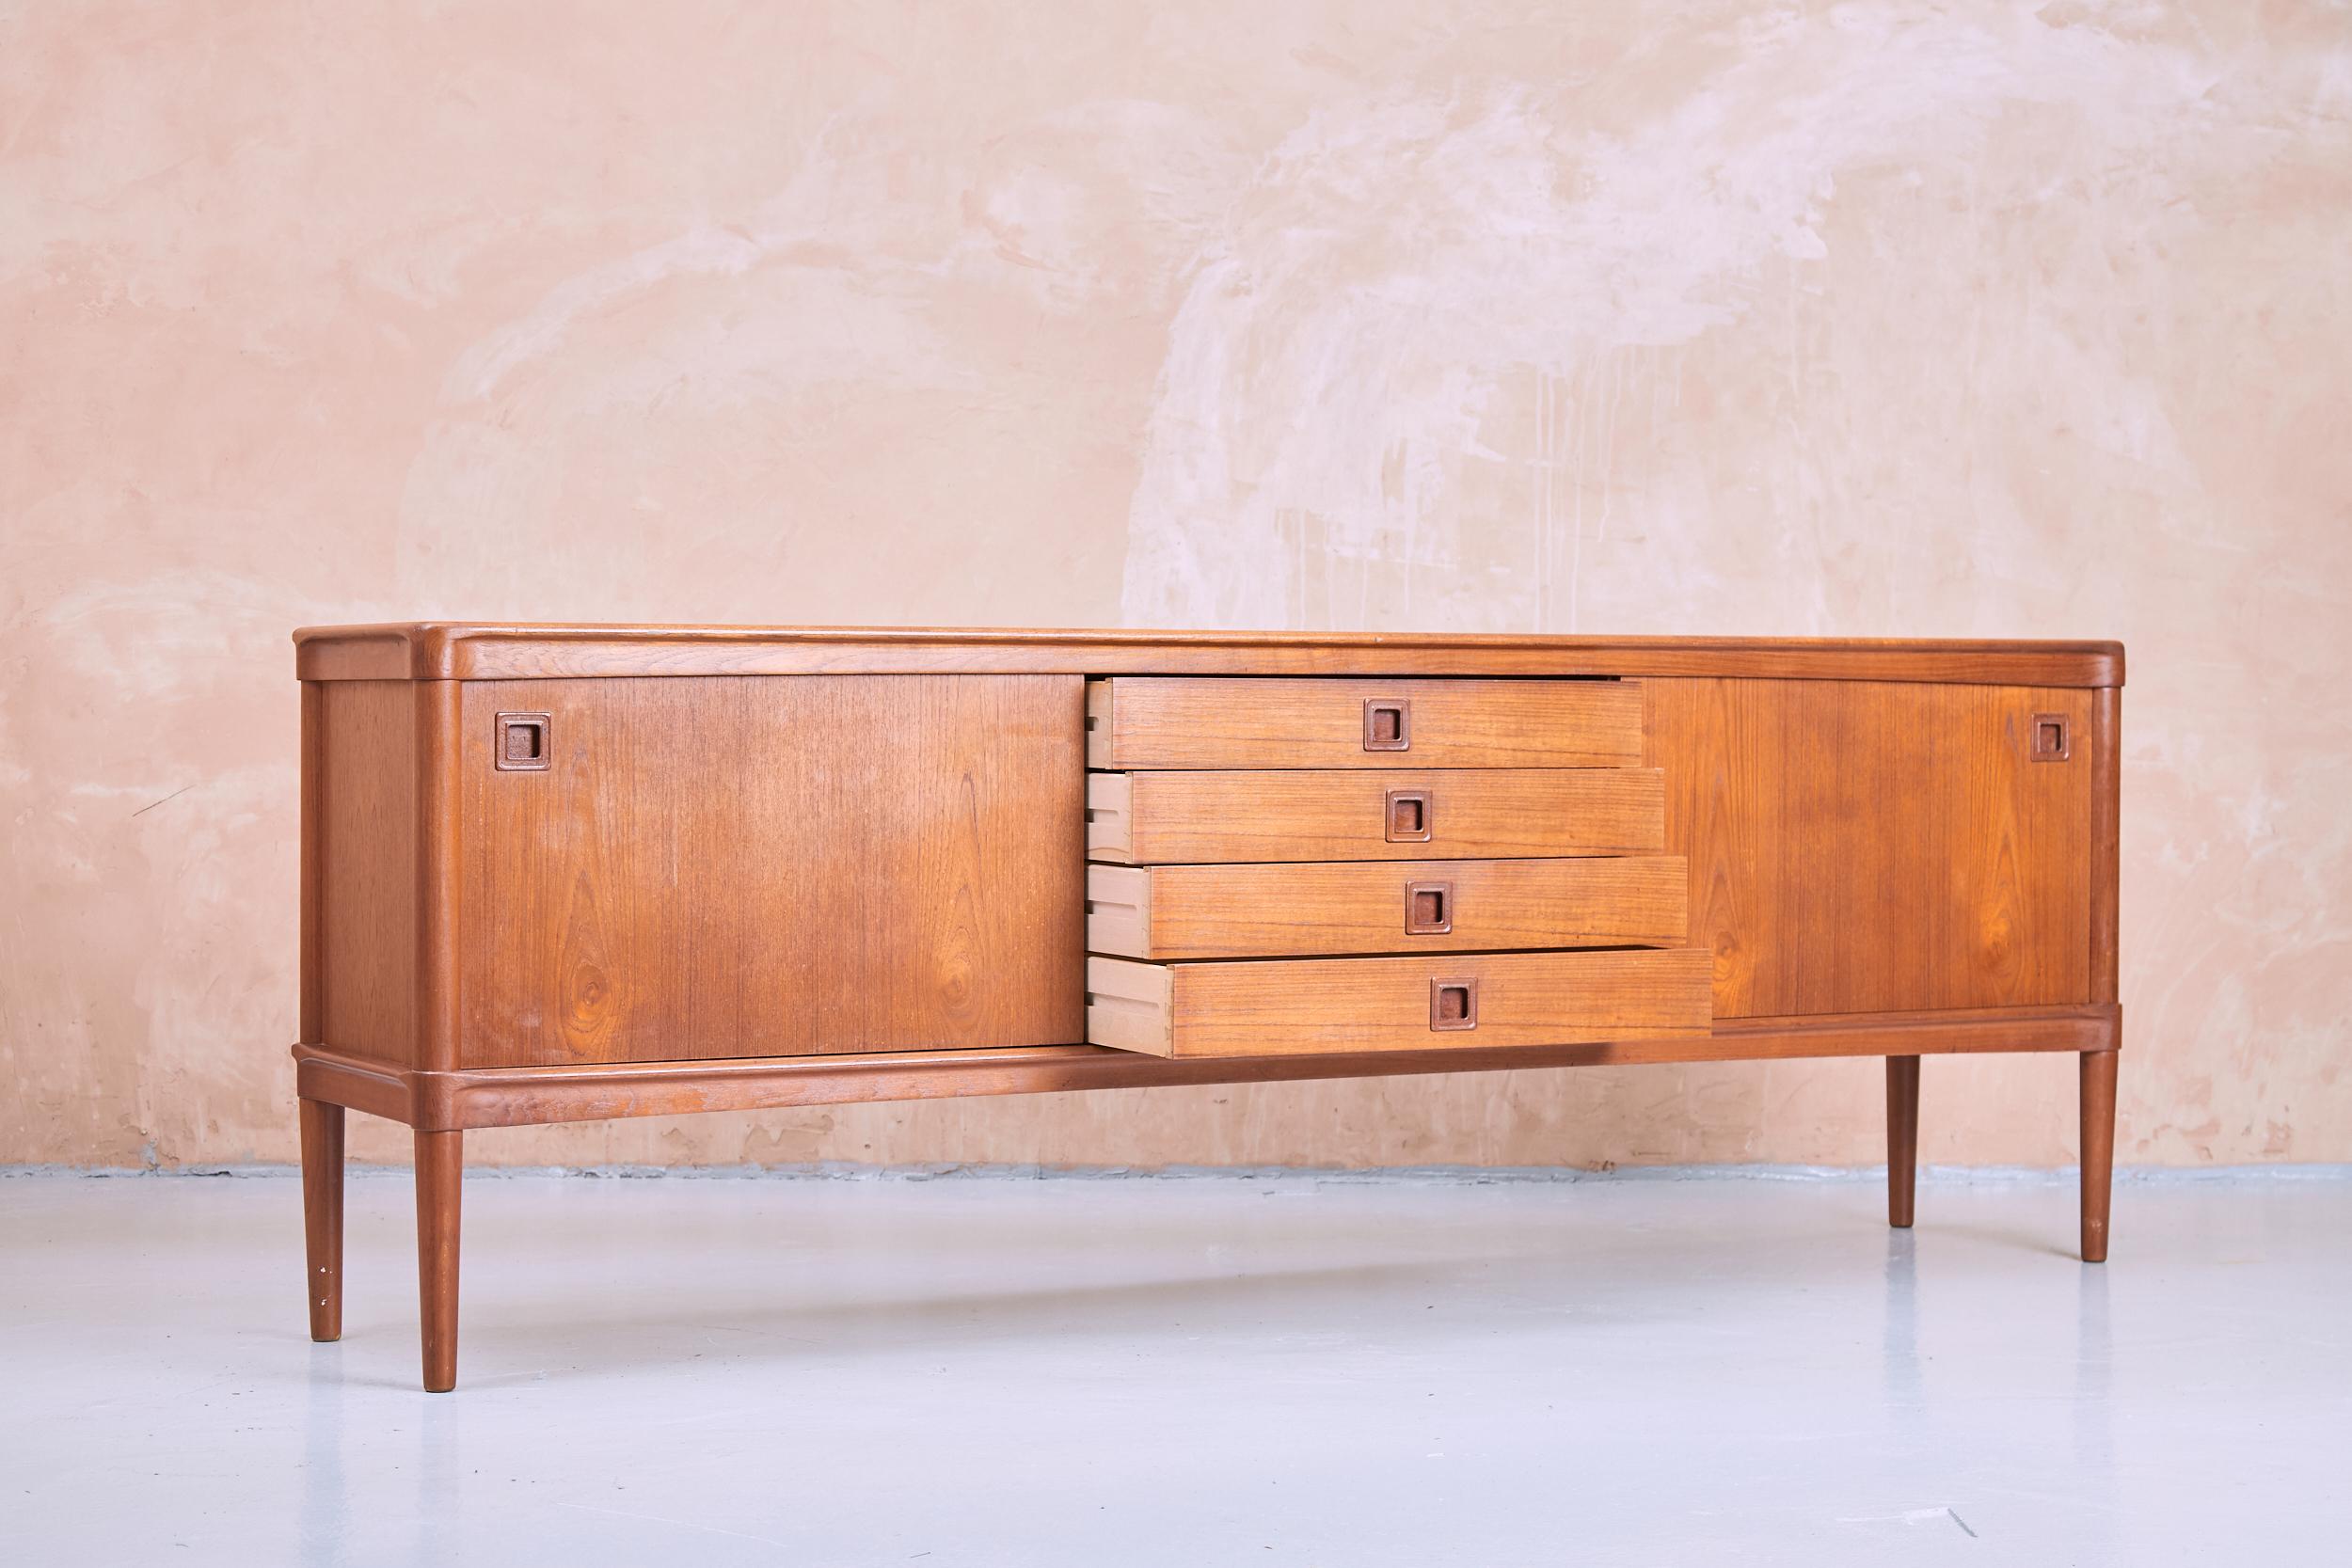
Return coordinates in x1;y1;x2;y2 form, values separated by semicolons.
299;681;321;1044
459;674;1086;1066
1652;677;2094;1018
2090;686;2120;1006
316;680;418;1065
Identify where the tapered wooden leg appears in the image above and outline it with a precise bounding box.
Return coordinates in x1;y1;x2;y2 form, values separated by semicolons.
1885;1055;1919;1229
414;1129;464;1392
299;1099;345;1341
2079;1050;2118;1263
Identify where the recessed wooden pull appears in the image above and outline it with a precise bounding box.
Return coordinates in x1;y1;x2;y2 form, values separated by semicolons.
1405;879;1454;934
494;712;550;772
1385;788;1433;843
2030;713;2071;761
1429;977;1478;1031
1362;698;1411;752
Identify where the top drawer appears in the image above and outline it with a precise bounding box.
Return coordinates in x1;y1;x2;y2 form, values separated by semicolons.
1086;677;1644;769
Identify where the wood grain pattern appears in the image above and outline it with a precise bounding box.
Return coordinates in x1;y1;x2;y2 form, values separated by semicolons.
2080;1049;2118;1263
1649;677;2096;1019
1084;863;1152;958
294;1006;2122;1129
1088;948;1712;1059
316;680;418;1066
457;674;1085;1066
299;682;323;1046
297;628;423;681
1082;956;1172;1054
1089;676;1644;769
414;1130;462;1393
1089;768;1665;863
1886;1056;1919;1228
2090;687;2122;1006
417;679;464;1075
298;1099;343;1341
1086;857;1689;959
295;1047;412;1123
294;624;2126;689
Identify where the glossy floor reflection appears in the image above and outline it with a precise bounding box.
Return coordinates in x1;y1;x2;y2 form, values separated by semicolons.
3;1169;2344;1565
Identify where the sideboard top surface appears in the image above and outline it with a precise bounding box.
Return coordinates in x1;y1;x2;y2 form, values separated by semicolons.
294;624;2125;688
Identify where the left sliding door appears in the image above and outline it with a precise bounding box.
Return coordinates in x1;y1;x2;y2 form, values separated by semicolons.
455;674;1087;1067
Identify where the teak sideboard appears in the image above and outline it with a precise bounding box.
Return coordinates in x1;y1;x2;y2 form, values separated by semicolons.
291;625;2124;1391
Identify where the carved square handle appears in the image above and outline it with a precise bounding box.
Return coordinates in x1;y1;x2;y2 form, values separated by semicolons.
1430;977;1478;1031
494;712;551;772
1406;879;1454;935
1385;788;1434;843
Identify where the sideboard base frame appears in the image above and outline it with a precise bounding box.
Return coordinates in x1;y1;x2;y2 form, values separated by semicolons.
295;1004;2117;1130
294;1006;2120;1393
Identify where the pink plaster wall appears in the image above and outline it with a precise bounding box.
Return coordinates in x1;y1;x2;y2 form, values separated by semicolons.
4;2;2347;1168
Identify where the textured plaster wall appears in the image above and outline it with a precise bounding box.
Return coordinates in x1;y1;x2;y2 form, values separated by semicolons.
4;2;2347;1169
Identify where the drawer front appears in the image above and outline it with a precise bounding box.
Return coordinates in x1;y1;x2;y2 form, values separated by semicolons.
1088;858;1687;959
1087;677;1642;769
1088;948;1712;1058
1088;768;1665;863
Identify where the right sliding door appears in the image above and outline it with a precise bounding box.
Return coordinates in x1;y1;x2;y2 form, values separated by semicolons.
1646;679;2095;1019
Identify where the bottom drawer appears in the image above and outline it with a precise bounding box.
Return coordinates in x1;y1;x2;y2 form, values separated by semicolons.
1087;949;1712;1059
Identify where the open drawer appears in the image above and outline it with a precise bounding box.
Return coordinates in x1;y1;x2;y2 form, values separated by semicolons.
1086;677;1644;769
1087;857;1688;959
1086;768;1665;863
1086;948;1713;1059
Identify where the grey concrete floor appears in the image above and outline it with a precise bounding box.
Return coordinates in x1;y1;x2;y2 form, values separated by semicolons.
2;1169;2344;1566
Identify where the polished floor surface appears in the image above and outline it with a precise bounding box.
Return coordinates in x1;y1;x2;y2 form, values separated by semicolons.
3;1168;2344;1565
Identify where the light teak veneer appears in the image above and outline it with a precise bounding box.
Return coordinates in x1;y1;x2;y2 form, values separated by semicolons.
1086;950;1715;1058
1084;857;1691;959
1085;768;1667;863
292;625;2123;1390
